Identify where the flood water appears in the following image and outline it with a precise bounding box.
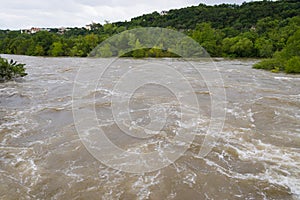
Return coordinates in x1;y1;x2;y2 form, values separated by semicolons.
0;55;300;199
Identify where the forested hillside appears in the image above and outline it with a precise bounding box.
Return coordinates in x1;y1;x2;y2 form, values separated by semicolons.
0;0;299;61
126;0;300;30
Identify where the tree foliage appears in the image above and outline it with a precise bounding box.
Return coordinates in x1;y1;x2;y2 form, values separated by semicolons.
254;29;300;73
0;0;299;72
0;57;27;81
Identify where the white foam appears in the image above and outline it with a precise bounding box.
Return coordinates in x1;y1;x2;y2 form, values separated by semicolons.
132;171;161;200
274;76;300;81
202;139;300;197
183;172;197;187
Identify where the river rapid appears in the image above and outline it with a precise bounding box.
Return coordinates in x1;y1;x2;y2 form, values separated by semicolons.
0;55;300;199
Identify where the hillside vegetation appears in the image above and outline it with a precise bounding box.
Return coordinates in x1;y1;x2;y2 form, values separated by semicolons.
0;0;299;72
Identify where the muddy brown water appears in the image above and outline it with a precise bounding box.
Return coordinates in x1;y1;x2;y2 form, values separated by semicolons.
0;55;300;199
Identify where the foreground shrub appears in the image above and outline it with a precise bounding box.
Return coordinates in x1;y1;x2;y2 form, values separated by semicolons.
285;56;300;73
253;59;283;71
0;57;27;82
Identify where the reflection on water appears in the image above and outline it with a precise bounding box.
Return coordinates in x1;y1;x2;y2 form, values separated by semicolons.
0;55;300;199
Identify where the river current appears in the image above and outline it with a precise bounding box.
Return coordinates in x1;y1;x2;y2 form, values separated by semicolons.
0;55;299;199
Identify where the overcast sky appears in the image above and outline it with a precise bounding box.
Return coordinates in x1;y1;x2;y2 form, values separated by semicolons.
0;0;258;30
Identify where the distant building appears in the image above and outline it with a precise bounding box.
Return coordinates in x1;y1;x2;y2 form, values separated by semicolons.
85;22;101;31
85;24;92;31
160;11;169;16
20;27;68;35
20;27;49;34
20;29;31;34
57;27;69;35
31;27;40;34
250;26;257;31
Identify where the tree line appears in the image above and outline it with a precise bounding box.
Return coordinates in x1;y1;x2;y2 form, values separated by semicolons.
0;0;299;67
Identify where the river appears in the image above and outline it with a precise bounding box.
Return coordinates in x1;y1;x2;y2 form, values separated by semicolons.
0;55;300;199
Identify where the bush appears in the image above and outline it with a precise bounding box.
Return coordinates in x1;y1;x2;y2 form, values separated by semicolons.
253;59;283;71
0;57;27;82
285;56;300;73
253;29;300;74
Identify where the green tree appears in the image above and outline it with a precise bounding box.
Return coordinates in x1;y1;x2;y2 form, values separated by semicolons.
32;31;55;55
132;39;145;58
84;34;99;52
34;45;45;56
254;29;300;73
98;43;113;57
50;41;64;56
231;37;254;57
256;17;279;34
191;23;223;56
255;37;273;57
285;56;300;73
222;37;239;57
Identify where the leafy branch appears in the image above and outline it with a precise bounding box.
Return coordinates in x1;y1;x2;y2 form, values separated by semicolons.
0;57;27;82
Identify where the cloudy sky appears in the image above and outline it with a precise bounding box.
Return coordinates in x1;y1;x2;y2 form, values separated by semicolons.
0;0;257;30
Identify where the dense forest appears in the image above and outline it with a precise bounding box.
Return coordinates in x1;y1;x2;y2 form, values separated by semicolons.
0;0;300;72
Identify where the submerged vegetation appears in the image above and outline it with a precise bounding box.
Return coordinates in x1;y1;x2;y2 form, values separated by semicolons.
0;0;299;73
0;57;27;82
